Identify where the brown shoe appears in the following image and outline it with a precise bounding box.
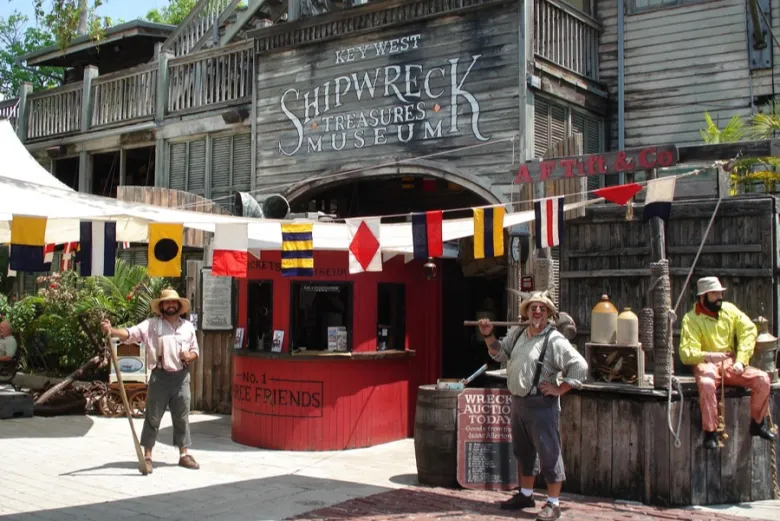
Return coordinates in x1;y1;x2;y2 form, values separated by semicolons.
536;501;561;521
178;454;200;470
143;457;153;475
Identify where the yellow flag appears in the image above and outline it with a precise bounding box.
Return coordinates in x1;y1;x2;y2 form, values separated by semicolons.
148;223;183;277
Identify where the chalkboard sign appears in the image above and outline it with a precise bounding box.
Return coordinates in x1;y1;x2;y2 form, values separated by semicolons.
201;268;233;331
457;388;518;490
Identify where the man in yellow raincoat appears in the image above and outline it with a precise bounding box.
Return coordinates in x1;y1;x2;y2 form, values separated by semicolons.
679;277;774;449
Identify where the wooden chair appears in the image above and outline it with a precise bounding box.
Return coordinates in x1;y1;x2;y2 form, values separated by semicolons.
0;336;22;391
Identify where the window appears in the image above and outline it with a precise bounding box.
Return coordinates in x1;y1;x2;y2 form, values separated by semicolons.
377;283;406;351
630;0;708;14
247;281;273;351
290;282;353;351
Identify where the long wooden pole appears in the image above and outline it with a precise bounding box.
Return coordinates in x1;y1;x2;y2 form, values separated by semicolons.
463;320;526;327
105;334;148;475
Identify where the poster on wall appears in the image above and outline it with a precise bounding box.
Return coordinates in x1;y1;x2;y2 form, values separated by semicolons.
457;388;518;491
201;268;233;331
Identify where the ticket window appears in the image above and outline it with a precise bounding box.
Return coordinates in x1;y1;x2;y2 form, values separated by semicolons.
377;283;406;351
290;282;353;351
247;280;273;351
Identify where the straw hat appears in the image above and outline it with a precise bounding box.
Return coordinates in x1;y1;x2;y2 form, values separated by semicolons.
519;290;558;320
696;277;727;296
151;288;190;315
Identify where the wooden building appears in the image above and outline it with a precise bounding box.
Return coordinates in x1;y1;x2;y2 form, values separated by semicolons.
3;0;608;424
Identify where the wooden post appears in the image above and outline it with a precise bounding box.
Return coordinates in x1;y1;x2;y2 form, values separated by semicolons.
16;82;32;142
288;0;301;21
155;46;172;123
81;65;98;133
647;169;666;262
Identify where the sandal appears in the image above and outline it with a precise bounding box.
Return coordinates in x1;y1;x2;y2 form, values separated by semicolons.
178;454;200;470
143;457;153;475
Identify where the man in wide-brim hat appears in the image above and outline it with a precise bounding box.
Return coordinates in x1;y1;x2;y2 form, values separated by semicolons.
102;288;201;473
478;291;588;521
679;277;774;450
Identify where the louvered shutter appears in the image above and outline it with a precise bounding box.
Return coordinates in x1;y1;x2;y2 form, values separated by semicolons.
188;139;207;196
534;98;550;158
585;119;602;191
211;135;233;211
232;133;252;190
550;104;567;149
169;143;187;191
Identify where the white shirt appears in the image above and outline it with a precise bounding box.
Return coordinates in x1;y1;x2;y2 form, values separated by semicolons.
0;335;18;357
126;316;198;372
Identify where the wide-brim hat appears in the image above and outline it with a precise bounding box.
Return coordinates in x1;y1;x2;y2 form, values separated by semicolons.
696;276;727;296
519;291;558;320
151;288;190;315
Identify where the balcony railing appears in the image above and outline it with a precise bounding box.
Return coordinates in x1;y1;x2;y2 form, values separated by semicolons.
19;0;600;142
0;97;19;128
534;0;601;81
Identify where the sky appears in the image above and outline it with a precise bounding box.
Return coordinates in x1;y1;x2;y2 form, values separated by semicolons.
0;0;172;26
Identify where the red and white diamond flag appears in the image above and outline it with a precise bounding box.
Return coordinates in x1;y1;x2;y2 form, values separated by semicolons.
346;218;382;274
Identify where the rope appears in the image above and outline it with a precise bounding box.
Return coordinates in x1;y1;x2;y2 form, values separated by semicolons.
716;359;730;447
662;196;723;449
639;307;654;351
769;404;780;498
651;260;672;390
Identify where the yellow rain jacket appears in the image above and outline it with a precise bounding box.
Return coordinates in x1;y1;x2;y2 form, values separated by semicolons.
679;301;757;366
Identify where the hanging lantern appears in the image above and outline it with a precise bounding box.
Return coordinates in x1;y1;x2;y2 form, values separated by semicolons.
423;257;437;279
751;316;778;382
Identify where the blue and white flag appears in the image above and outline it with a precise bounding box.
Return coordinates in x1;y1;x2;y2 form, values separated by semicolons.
79;221;117;276
642;177;676;222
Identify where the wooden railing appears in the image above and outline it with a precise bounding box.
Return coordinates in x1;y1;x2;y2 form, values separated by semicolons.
162;0;238;57
91;63;158;128
26;83;82;140
0;97;19;128
534;0;601;81
167;41;253;115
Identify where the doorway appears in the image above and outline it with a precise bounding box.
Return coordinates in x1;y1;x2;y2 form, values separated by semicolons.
246;280;273;351
53;156;79;190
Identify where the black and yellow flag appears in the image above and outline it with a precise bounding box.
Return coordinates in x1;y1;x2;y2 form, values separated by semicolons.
148;223;183;277
473;207;505;259
281;223;314;276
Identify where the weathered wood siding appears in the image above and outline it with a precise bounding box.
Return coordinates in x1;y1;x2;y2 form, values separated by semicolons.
560;388;780;506
255;5;521;200
598;0;779;149
560;195;779;375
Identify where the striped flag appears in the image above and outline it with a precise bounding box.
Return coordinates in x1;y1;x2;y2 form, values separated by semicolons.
79;221;117;276
411;210;443;260
642;177;676;222
44;244;55;265
534;197;564;249
473;207;505;259
10;215;48;272
281;223;314;277
212;223;248;278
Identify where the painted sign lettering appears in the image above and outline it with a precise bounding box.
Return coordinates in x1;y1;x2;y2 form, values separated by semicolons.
232;372;324;418
249;259;348;278
457;388;518;491
515;145;679;184
276;34;489;156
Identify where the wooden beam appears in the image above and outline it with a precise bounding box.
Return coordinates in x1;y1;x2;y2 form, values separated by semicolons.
560;267;773;279
677;139;780;163
565;244;763;258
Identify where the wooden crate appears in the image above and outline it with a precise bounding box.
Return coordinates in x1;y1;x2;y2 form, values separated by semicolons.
585;342;647;387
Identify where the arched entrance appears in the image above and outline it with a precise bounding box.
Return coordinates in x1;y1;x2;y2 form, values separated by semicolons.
283;161;511;381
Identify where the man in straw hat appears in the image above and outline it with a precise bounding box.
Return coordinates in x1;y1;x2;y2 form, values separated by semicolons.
478;291;588;521
101;288;201;473
679;276;774;449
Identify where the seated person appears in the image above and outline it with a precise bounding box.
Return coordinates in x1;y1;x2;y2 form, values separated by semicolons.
679;277;774;449
0;320;18;362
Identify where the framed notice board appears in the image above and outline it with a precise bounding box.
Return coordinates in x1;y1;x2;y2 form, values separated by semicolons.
200;268;234;331
457;388;518;491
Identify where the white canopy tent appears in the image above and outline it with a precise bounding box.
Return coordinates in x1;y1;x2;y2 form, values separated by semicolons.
0;121;601;253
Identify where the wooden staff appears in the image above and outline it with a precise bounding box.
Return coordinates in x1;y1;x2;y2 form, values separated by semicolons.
105;333;148;475
463;320;526;327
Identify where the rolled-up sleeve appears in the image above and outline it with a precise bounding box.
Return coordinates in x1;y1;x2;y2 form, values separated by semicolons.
553;337;588;389
126;319;151;346
184;323;200;356
489;326;519;363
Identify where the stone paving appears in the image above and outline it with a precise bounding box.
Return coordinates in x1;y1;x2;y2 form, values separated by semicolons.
0;412;777;521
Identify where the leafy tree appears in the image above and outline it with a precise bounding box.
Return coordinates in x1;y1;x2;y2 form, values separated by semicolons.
31;0;113;50
145;0;198;26
0;12;64;98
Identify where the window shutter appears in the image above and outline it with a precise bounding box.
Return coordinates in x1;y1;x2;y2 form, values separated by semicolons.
586;118;602;192
550;104;567;149
169;142;187;191
232;133;252;191
534;98;550;159
188;139;207;196
211;135;233;211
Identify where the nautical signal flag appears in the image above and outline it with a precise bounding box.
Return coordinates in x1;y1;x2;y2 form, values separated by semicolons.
346;218;381;274
411;210;443;260
643;177;676;222
79;221;117;276
148;223;183;277
281;223;314;277
212;223;249;278
10;215;48;272
534;196;564;249
44;244;55;266
473;207;505;259
61;242;78;271
594;183;643;206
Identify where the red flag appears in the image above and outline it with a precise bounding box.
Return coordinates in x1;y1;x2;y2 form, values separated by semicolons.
593;183;643;205
212;224;248;278
61;242;78;271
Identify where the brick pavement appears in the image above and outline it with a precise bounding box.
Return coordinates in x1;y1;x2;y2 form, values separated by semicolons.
285;486;762;521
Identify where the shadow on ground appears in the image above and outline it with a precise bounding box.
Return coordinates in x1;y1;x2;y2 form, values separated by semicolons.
0;414;95;439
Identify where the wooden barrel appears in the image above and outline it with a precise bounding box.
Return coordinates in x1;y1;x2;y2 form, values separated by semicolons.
414;384;461;487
